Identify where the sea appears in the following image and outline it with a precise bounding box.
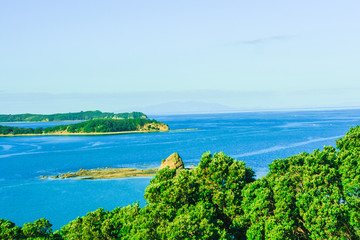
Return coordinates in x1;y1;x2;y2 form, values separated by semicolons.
1;109;360;230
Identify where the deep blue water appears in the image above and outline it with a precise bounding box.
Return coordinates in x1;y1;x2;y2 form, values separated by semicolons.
1;109;360;229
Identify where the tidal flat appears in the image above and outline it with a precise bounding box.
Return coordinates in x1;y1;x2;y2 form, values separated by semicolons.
41;167;158;180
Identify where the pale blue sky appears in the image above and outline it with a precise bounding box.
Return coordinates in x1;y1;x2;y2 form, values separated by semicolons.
1;1;359;114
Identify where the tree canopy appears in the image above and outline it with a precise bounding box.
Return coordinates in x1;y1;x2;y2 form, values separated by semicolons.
0;111;147;122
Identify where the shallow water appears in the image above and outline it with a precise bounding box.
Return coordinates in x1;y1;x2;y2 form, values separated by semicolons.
1;109;360;229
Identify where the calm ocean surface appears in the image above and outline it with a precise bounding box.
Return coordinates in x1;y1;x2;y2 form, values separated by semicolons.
1;109;360;229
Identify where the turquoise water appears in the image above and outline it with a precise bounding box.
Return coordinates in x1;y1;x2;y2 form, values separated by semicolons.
1;109;360;229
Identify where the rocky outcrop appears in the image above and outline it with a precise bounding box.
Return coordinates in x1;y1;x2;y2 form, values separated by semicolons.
159;153;184;170
139;122;169;132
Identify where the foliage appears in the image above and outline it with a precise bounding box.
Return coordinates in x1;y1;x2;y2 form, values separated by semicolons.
141;152;255;239
0;218;60;239
0;125;36;135
0;219;22;239
22;218;53;239
0;118;164;135
0;111;147;122
2;126;360;239
241;127;360;239
44;118;161;134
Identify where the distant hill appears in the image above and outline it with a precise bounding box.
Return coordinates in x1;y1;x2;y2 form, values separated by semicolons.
125;101;237;115
0;111;147;122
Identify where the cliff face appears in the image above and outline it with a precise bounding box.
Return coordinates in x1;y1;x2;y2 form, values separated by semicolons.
159;153;184;170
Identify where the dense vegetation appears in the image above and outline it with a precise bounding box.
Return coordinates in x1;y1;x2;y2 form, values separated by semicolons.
0;111;147;122
2;126;360;239
0;119;165;135
0;125;42;135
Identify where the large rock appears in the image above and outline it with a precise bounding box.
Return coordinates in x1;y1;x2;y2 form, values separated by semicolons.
159;153;184;170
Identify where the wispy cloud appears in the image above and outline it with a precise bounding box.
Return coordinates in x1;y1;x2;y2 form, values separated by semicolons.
228;35;294;46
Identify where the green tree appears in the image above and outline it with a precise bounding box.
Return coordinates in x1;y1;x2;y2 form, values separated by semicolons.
0;219;23;239
336;126;360;238
22;218;53;239
142;152;255;239
34;127;43;134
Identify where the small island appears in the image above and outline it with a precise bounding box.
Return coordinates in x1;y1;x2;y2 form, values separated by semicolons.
0;118;169;136
0;110;147;122
41;153;185;180
41;168;159;180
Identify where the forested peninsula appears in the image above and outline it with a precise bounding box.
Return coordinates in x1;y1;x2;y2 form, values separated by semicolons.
0;110;147;122
2;126;360;239
0;118;169;136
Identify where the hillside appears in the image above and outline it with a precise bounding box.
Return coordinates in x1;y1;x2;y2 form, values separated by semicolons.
0;111;147;122
0;118;168;136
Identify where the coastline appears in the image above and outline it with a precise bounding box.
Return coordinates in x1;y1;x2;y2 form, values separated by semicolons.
0;128;197;137
41;167;159;180
41;152;185;180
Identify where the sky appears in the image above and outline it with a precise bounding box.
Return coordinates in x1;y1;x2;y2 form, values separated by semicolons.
0;1;359;114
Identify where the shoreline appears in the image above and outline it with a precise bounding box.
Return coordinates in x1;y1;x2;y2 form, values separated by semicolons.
41;167;159;180
41;152;186;180
0;128;197;137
